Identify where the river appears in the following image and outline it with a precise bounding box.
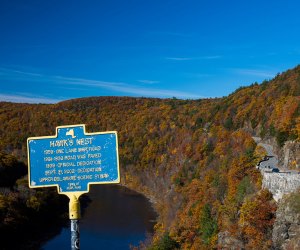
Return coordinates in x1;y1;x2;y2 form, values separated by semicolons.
41;185;157;250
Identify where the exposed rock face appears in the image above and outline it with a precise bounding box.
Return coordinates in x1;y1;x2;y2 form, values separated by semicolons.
217;231;244;250
262;172;300;201
282;141;300;169
272;192;300;250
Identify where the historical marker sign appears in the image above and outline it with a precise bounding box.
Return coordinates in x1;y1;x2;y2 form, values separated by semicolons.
27;124;120;194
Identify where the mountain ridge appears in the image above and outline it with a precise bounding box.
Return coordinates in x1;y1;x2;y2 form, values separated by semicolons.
0;64;299;249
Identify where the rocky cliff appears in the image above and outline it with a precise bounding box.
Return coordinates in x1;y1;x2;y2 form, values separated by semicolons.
272;192;300;250
282;141;299;169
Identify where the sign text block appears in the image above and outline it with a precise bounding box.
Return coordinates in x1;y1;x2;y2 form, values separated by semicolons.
27;124;119;193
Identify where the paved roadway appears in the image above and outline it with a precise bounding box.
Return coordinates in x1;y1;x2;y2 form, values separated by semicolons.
253;137;279;170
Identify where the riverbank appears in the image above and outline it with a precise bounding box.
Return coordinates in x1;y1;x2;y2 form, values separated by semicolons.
119;173;168;248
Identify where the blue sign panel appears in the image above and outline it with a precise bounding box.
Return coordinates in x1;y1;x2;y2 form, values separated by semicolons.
27;125;120;193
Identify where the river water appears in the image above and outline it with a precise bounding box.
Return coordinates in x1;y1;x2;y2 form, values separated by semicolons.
41;185;157;250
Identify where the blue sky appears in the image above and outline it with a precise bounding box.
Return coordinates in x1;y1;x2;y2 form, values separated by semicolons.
0;0;300;103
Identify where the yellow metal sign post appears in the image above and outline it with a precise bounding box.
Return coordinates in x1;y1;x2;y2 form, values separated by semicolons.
69;195;81;249
27;125;120;250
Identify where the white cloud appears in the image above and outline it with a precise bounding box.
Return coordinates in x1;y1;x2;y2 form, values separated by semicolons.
201;55;222;59
233;68;276;78
6;69;43;77
0;67;203;101
54;75;203;99
137;79;160;84
0;93;61;104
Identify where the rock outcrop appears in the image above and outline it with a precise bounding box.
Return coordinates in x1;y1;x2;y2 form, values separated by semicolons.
272;192;300;250
282;141;300;169
217;231;244;250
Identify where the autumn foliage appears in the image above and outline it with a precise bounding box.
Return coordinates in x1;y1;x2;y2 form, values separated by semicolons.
239;190;276;249
0;65;299;249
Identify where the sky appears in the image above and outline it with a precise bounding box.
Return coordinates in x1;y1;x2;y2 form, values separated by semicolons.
0;0;300;103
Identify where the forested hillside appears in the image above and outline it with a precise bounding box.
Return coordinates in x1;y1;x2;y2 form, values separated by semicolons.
0;65;299;249
0;152;68;249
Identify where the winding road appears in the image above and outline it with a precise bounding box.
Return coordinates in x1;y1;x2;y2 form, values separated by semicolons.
252;137;279;170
